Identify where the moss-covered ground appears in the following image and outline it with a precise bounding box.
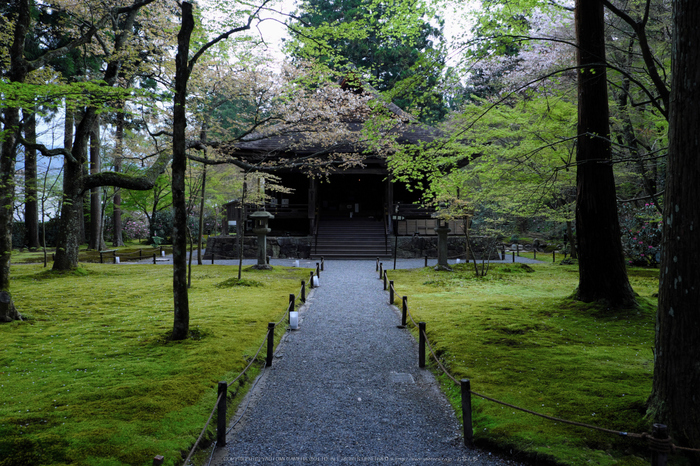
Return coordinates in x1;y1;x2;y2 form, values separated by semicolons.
387;261;662;466
0;263;309;466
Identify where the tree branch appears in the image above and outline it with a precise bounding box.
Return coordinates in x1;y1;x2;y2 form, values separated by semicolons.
17;137;78;163
600;0;670;113
83;149;171;192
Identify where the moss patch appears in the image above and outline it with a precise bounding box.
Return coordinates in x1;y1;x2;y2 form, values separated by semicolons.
1;263;309;465
388;262;660;465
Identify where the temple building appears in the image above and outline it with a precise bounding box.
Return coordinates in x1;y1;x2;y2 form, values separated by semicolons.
207;86;468;260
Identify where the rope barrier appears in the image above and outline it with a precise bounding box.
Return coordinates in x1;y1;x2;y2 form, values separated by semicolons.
184;322;283;463
406;306;418;328
225;361;267;436
469;389;643;438
274;301;293;327
183;392;224;465
228;329;270;389
204;440;217;466
420;327;460;386
674;444;700;453
383;273;700;457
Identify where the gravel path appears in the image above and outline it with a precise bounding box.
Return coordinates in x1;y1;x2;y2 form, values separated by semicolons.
211;260;527;466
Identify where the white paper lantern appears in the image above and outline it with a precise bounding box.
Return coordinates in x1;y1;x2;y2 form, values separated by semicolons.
293;260;300;267
312;276;319;287
115;257;120;264
289;311;299;330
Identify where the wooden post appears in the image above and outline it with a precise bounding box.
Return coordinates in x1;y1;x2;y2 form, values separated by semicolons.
217;381;227;447
419;322;426;368
153;253;156;264
389;280;394;305
461;379;473;446
309;271;314;289
316;262;320;278
401;296;408;328
383;270;387;291
289;294;295;323
211;254;214;265
321;257;324;271
301;280;306;303
512;251;515;263
266;323;275;367
651;423;668;466
379;262;383;279
376;257;379;271
424;255;428;267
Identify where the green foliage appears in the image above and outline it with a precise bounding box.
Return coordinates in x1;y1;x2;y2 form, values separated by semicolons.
0;81;144;115
619;201;662;267
390;88;578;238
289;0;449;123
149;210;173;244
388;262;659;465
0;263;310;465
456;91;578;223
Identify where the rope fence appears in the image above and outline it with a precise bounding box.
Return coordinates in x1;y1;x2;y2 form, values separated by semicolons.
389;247;566;269
154;271;317;466
381;269;700;463
47;247;173;264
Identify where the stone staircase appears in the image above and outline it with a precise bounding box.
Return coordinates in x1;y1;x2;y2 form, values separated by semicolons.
311;218;389;259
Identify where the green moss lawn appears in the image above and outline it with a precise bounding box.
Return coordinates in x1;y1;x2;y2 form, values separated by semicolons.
0;263;308;466
387;262;660;466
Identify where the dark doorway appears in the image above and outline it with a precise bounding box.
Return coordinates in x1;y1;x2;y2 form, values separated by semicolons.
318;174;384;218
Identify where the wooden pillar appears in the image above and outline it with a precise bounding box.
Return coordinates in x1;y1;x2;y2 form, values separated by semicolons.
385;173;394;234
308;177;317;234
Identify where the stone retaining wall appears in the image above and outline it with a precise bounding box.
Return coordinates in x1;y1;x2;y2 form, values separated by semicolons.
204;236;313;260
394;236;501;260
205;235;502;260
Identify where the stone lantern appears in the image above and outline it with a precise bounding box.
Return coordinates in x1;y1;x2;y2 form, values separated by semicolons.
434;217;452;272
250;210;274;270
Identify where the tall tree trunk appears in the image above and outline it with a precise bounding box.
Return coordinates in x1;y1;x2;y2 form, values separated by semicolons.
238;177;247;281
53;110;93;270
89;115;106;250
574;0;635;308
170;1;194;340
0;115;21;322
23;107;40;249
0;0;30;322
197;163;206;265
649;0;700;450
112;107;125;247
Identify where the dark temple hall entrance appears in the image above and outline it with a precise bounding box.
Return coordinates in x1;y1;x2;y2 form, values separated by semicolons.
317;174;384;219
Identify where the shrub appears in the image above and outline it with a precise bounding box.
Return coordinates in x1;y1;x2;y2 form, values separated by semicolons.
619;201;662;266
